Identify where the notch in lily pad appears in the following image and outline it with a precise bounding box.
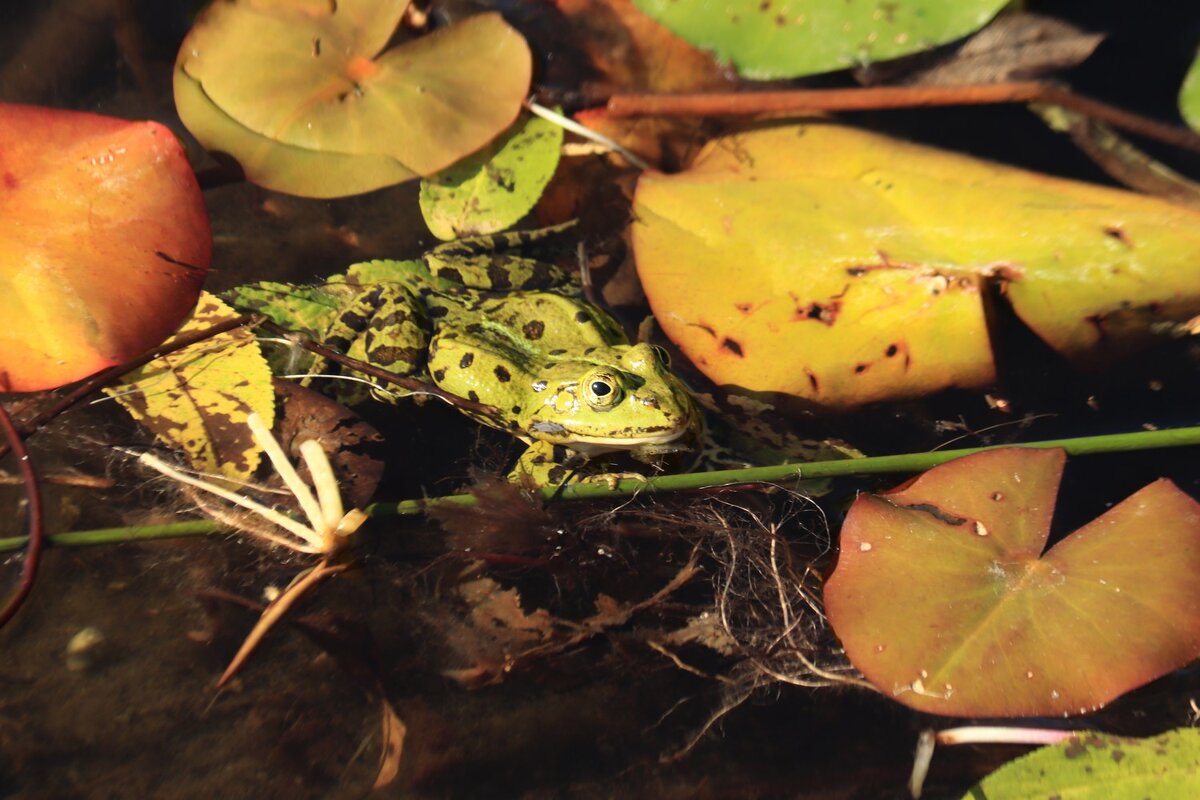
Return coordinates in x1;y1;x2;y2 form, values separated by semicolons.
0;103;211;392
175;2;532;198
824;447;1200;717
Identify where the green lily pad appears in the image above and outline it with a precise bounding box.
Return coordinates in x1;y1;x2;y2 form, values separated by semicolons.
964;728;1200;799
1180;48;1200;132
632;0;1007;79
824;447;1200;717
419;111;564;241
175;3;531;196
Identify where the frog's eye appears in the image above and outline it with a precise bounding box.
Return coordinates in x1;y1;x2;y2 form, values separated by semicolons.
650;345;672;368
582;369;623;411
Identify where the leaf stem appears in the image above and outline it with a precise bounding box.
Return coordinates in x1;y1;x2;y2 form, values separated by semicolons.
6;425;1200;553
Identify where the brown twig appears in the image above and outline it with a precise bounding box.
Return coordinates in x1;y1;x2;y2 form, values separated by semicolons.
0;400;44;627
605;82;1200;156
258;320;505;424
2;314;259;460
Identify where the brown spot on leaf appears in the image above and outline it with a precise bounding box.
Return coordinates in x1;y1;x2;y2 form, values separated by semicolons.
1103;226;1133;248
885;344;899;357
854;363;868;374
805;368;819;392
721;338;744;357
793;299;842;326
3;172;18;189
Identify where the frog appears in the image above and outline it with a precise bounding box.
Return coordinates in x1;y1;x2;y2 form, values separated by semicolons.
227;228;700;486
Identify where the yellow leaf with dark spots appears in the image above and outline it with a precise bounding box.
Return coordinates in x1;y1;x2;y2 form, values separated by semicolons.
633;122;1200;409
105;293;275;479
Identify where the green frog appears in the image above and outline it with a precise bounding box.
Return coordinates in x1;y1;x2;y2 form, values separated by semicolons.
227;229;699;485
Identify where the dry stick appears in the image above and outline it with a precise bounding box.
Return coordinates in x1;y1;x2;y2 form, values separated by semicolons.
0;400;44;627
605;82;1200;156
257;320;505;424
1;313;259;461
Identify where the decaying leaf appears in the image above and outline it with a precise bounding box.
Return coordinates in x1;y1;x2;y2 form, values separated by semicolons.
633;122;1200;409
106;293;274;479
824;447;1200;717
275;379;384;509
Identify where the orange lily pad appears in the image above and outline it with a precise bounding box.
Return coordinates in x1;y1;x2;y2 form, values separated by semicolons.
175;3;531;197
0;103;210;392
824;447;1200;717
632;122;1200;409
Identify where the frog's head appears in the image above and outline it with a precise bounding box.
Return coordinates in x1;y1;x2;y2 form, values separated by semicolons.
524;343;696;455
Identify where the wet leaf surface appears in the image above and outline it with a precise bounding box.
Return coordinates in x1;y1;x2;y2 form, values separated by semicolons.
824;448;1200;717
0;103;210;391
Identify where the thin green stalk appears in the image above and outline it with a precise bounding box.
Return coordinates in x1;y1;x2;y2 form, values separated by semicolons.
370;425;1200;515
5;426;1200;552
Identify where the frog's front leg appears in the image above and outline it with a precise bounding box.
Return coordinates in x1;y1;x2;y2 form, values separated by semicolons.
509;441;651;490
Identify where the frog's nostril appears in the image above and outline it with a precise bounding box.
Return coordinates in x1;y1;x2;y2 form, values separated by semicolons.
640;396;660;409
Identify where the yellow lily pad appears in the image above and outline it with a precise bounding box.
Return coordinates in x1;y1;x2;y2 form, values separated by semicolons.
633;122;1200;409
175;3;531;196
105;293;275;479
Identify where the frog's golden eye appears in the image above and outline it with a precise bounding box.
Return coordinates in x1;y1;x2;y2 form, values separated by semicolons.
582;369;623;411
650;345;672;368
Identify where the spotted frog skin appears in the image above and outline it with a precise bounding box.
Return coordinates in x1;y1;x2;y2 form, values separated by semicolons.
232;230;698;484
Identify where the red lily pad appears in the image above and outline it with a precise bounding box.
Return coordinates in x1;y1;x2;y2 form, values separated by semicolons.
824;448;1200;717
0;103;211;392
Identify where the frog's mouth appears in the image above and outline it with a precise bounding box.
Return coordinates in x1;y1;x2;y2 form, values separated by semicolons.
537;421;692;456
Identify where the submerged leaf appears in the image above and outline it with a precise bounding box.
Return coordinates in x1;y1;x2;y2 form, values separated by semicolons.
419;111;564;240
106;293;275;479
175;4;531;196
0;103;210;391
964;728;1200;799
824;448;1200;717
632;0;1008;79
633;122;1200;409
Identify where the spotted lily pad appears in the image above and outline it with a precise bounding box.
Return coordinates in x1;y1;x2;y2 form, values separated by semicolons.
633;122;1200;409
824;447;1200;717
175;3;531;197
965;728;1200;798
0;103;210;392
419;110;564;240
632;0;1007;79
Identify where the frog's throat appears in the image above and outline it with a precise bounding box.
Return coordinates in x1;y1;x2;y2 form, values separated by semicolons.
547;426;690;457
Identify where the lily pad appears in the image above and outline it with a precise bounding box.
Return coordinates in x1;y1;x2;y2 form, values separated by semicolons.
824;447;1200;717
0;103;210;392
175;3;531;197
632;122;1200;409
632;0;1007;79
419;110;564;241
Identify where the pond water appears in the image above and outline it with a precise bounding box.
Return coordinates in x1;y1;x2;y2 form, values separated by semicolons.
2;2;1200;798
